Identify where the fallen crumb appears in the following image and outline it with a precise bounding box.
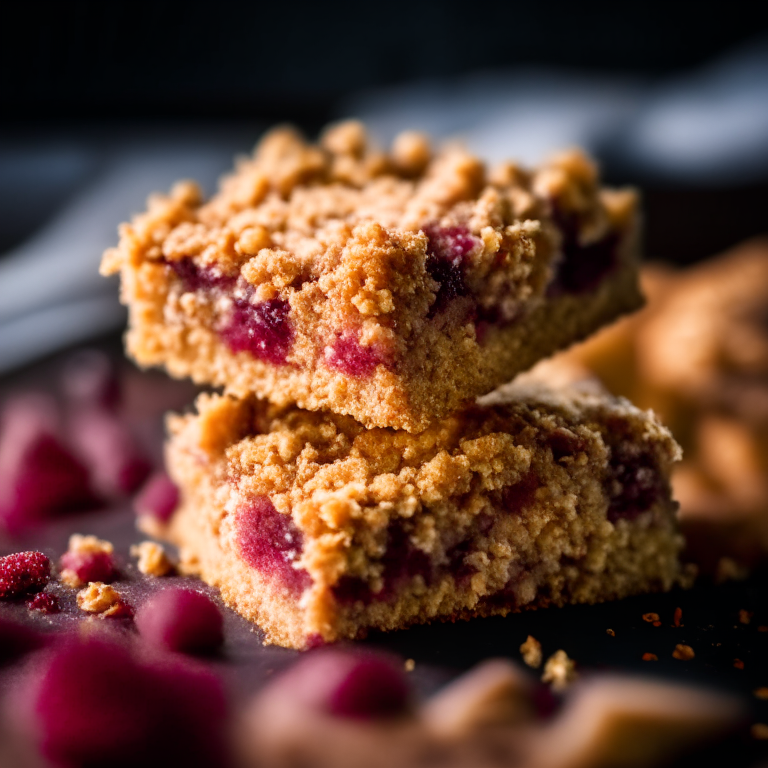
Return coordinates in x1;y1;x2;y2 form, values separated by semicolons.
606;629;615;637
642;653;658;662
751;723;768;740
754;688;768;700
642;612;660;623
542;650;577;692
76;582;127;617
734;659;745;670
758;626;768;633
739;609;753;625
673;607;683;627
520;635;542;669
404;659;415;672
130;541;174;577
672;644;695;661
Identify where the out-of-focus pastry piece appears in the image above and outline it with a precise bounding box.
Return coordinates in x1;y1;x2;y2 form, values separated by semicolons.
554;239;768;574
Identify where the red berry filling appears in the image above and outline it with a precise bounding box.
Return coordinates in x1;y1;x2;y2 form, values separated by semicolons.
278;649;410;720
134;471;180;522
235;497;311;595
136;588;224;655
60;549;117;585
220;296;294;365
325;332;384;378
606;442;663;522
547;209;619;296
170;258;236;293
0;551;51;598
424;224;478;315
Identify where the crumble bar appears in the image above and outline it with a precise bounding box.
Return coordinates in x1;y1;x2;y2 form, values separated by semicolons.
163;382;682;649
101;121;642;431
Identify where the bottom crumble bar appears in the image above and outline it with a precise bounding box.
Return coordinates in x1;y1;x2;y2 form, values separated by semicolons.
162;384;682;649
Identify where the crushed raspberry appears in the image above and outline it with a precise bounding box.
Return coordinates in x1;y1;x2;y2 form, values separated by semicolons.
547;209;619;296
607;442;662;522
424;224;477;314
0;395;100;533
280;649;410;719
133;472;179;522
235;497;311;595
325;333;383;378
69;407;152;496
15;634;229;768
27;591;59;614
169;257;236;293
0;551;51;598
60;349;122;411
136;588;223;655
221;296;294;365
60;549;117;585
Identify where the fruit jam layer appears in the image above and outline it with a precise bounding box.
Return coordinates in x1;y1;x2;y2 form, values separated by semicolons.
233;437;665;607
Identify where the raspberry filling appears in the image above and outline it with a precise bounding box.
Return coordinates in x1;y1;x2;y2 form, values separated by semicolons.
169;258;294;365
325;332;384;378
607;442;663;522
424;224;478;315
0;551;51;598
235;497;311;595
547;210;620;296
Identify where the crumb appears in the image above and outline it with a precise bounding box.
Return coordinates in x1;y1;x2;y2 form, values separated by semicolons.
715;557;748;584
130;541;174;577
76;582;126;617
739;609;753;625
520;635;543;669
754;688;768;700
672;644;695;661
642;612;660;623
606;628;615;637
734;659;745;670
759;626;768;633
751;723;768;740
404;659;415;672
642;653;658;661
542;650;577;692
673;607;683;627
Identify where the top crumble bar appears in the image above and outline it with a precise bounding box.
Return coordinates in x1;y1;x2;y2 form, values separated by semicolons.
101;121;642;432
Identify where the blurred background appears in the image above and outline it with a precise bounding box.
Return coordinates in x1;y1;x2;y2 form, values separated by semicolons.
1;0;768;369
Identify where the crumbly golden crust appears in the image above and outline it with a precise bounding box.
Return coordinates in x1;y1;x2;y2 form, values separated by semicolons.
164;383;682;649
103;122;642;431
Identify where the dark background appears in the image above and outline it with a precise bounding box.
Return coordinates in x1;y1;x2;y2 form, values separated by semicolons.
2;1;768;261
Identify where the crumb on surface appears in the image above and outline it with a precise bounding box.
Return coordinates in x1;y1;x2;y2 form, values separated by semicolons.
751;723;768;740
520;635;543;669
642;653;658;661
542;650;577;692
739;609;753;625
754;688;768;700
404;659;415;672
672;644;695;661
642;612;660;623
76;582;123;616
734;659;745;670
759;626;768;633
673;607;682;627
130;541;174;577
606;628;615;636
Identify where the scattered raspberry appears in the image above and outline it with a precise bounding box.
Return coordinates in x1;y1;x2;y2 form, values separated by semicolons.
27;592;59;614
11;634;228;767
642;653;658;661
642;612;660;624
0;551;51;598
276;649;410;719
734;659;745;670
606;629;615;637
520;635;543;669
133;472;179;523
130;541;174;577
673;607;683;627
672;644;695;661
542;650;578;692
59;534;116;587
739;609;753;625
136;589;223;655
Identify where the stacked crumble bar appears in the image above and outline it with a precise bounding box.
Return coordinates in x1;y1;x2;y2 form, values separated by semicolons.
103;121;683;649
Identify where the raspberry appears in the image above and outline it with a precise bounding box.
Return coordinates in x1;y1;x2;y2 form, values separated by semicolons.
133;472;179;523
136;588;223;655
60;549;116;586
0;551;51;598
325;333;383;378
27;592;59;614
